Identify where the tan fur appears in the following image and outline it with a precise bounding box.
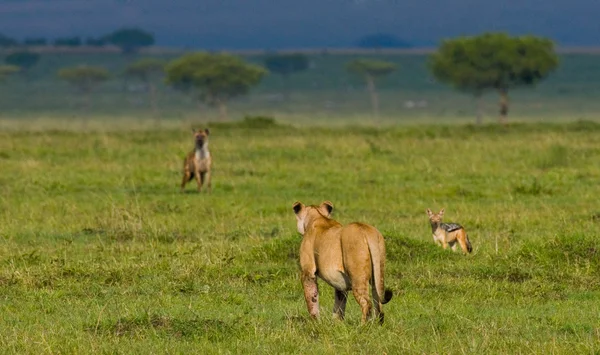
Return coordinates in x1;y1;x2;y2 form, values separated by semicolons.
426;208;472;254
181;128;212;193
293;201;393;324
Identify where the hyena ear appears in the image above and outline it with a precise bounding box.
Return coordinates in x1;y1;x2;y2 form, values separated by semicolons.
292;201;304;214
204;128;210;135
319;201;334;216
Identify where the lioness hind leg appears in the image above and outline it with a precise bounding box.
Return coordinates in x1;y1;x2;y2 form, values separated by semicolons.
370;280;384;325
351;282;372;324
301;273;320;319
333;290;348;320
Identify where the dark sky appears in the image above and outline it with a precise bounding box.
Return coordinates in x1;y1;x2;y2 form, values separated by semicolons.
1;0;599;48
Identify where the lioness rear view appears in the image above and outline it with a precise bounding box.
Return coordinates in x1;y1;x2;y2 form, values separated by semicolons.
292;201;393;324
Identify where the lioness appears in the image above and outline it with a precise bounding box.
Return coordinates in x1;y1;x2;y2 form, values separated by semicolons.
292;200;393;324
181;128;211;193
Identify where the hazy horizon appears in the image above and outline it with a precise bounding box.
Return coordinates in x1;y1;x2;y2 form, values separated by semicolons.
0;0;599;49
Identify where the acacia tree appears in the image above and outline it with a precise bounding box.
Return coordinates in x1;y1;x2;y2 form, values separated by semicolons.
124;58;165;114
346;58;396;117
429;33;559;124
0;65;19;80
58;66;110;110
263;53;309;100
165;52;267;120
5;51;40;75
104;28;154;54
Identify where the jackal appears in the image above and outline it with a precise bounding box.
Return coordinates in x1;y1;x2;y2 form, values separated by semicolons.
426;208;472;254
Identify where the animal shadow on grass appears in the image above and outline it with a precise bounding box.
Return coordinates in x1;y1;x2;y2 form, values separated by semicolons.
90;313;244;341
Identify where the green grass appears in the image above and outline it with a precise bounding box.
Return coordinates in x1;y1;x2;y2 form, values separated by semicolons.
1;119;600;353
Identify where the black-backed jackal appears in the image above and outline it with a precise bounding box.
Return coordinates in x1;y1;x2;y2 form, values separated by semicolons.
426;208;472;254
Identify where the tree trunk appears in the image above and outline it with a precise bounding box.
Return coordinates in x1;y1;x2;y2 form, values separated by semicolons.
282;73;290;101
365;75;379;117
148;83;158;116
84;91;91;113
498;88;509;125
475;93;483;125
217;99;228;121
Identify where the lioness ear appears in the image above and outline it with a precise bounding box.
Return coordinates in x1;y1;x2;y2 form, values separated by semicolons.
292;201;304;214
204;128;210;135
320;201;334;216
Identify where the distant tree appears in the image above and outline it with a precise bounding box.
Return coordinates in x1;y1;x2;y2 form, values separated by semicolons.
357;33;412;49
53;37;82;47
429;33;559;124
5;51;41;74
57;66;110;110
104;28;154;54
263;53;309;100
23;37;48;46
0;34;18;48
165;52;267;120
346;58;396;117
124;58;166;113
0;65;19;81
85;37;107;47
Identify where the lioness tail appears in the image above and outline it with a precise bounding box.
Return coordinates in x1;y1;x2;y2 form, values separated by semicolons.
366;230;393;305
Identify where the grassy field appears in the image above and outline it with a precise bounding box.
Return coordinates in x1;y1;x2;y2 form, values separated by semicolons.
1;51;600;123
1;118;600;353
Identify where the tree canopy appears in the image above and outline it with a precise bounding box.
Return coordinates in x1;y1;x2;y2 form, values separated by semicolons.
58;66;110;93
5;51;41;72
263;53;309;76
346;58;396;78
105;28;155;54
124;58;165;82
165;52;267;118
429;33;559;123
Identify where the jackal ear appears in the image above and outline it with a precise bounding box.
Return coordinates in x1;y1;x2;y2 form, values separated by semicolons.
292;201;304;214
190;128;196;134
204;128;210;135
439;208;445;216
319;201;334;216
426;208;433;216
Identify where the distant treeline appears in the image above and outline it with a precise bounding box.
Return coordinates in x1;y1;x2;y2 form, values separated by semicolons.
0;30;413;51
0;27;155;53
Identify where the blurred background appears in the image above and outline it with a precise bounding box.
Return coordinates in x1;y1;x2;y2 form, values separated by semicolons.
0;0;599;127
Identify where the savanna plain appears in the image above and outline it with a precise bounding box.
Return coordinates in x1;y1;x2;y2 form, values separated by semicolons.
1;52;600;354
2;119;600;354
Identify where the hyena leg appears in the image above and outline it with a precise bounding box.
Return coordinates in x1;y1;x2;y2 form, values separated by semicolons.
204;171;212;192
195;170;203;192
181;168;192;192
333;290;348;320
351;280;372;324
302;273;320;319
